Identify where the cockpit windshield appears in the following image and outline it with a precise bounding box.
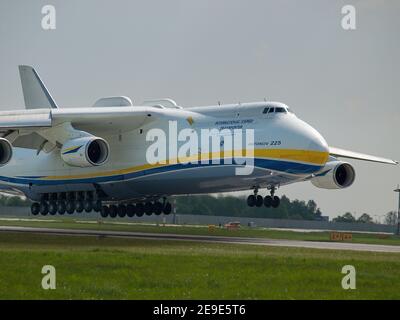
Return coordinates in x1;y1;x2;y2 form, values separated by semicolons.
262;105;292;115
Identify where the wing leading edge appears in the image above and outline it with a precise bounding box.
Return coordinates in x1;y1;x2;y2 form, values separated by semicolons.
329;146;398;165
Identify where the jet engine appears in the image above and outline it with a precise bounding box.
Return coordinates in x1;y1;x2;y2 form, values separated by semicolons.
61;136;109;167
311;161;355;189
0;138;13;167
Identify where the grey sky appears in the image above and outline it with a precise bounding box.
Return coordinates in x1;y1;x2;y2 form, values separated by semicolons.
0;0;399;219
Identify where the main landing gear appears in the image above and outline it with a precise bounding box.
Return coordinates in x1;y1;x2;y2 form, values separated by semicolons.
247;187;280;208
31;199;102;216
100;200;172;218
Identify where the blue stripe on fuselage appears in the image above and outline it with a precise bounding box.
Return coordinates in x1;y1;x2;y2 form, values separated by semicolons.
0;158;322;186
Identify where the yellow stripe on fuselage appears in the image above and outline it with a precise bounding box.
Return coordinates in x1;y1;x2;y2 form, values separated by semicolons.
43;148;329;180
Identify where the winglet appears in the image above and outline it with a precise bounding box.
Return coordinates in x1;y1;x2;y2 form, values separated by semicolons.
18;65;58;109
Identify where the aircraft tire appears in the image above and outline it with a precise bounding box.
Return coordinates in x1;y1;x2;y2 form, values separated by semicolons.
66;201;75;214
136;203;144;217
40;202;49;215
48;201;57;215
126;204;135;217
247;195;256;207
31;203;40;216
163;202;172;215
84;200;93;213
271;196;280;208
144;202;153;216
57;201;66;215
264;196;272;208
75;200;84;213
117;204;127;217
255;195;263;207
93;200;102;212
100;206;109;218
109;205;117;218
154;202;163;215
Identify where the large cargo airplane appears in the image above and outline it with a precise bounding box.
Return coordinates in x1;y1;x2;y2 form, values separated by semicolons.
0;66;397;218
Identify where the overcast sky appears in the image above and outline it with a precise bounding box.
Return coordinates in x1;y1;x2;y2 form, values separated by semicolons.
0;0;399;219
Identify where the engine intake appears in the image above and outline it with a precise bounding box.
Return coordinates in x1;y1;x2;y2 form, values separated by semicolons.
311;161;355;189
61;137;109;167
0;138;13;167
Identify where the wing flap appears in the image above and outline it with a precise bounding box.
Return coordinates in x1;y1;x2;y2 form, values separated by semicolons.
329;146;398;165
0;109;52;129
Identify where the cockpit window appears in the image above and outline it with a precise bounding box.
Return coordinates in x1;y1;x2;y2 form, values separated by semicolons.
268;107;275;113
262;107;269;114
275;107;286;113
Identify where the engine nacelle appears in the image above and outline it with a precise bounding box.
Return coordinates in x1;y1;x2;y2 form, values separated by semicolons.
61;137;109;167
311;161;355;189
0;138;13;167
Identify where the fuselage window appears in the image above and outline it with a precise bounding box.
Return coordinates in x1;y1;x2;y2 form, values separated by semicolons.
263;107;269;114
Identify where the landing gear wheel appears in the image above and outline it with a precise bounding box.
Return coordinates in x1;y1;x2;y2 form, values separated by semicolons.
163;202;172;215
57;201;66;215
100;206;109;218
109;205;117;218
66;201;75;214
117;204;127;217
255;195;263;207
154;202;163;215
144;202;153;216
31;203;40;216
75;200;84;213
247;195;256;207
126;204;135;217
40;202;48;216
264;196;272;208
136;203;144;217
84;200;93;213
271;196;280;208
48;201;57;215
93;200;102;212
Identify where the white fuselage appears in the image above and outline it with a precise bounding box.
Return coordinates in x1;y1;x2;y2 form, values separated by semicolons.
0;101;329;202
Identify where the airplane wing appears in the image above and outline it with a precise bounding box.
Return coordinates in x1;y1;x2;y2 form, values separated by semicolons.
0;65;167;151
0;107;160;151
329;146;398;165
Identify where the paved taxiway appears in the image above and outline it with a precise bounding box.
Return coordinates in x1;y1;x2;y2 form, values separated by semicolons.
0;225;399;253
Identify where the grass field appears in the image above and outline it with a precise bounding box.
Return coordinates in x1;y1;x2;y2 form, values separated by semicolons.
0;231;399;299
1;217;399;246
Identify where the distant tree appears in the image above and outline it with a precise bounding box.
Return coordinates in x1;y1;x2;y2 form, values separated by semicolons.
357;213;374;224
384;211;398;225
173;194;324;220
333;212;356;223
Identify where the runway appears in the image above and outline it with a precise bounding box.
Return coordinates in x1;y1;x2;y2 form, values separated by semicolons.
1;225;400;253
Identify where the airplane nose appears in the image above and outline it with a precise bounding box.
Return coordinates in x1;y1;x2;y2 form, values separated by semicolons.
291;119;329;153
307;126;329;153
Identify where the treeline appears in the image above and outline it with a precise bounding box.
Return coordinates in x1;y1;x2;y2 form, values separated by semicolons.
333;211;398;225
173;194;323;220
0;195;31;207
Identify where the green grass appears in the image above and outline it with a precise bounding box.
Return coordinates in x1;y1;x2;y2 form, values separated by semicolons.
0;217;399;246
0;232;399;299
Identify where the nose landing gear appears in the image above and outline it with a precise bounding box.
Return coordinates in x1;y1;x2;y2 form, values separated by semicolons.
246;186;281;208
